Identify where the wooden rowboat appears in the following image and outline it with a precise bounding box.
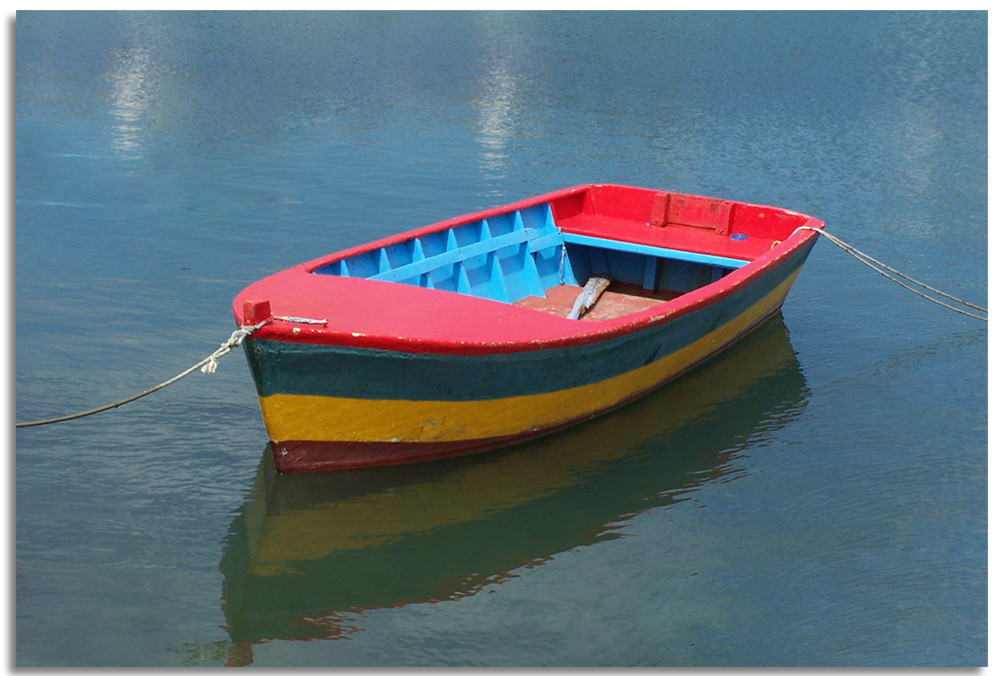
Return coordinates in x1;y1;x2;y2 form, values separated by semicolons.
232;183;823;473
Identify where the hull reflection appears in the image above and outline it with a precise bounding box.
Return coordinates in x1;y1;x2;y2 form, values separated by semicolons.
220;317;807;665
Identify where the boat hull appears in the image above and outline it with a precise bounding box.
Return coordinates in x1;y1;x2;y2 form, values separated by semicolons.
242;237;814;473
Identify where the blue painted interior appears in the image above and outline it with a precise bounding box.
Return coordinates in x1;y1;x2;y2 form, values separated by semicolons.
312;203;743;304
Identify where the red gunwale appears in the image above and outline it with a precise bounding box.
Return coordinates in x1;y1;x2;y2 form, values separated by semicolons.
233;184;823;356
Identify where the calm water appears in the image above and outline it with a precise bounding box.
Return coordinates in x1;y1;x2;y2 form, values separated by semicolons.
15;11;987;667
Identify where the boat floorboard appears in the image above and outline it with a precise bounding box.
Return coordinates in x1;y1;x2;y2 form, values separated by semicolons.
513;283;680;321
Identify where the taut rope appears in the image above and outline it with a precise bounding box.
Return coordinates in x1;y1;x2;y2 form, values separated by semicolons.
792;226;987;322
15;319;271;428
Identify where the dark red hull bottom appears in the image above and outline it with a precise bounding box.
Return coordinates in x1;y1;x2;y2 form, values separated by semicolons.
268;434;543;474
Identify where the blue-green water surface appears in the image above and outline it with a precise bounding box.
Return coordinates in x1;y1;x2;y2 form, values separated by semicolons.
15;11;987;667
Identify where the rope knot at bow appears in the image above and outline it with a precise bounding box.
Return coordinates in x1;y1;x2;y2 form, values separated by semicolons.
200;325;258;374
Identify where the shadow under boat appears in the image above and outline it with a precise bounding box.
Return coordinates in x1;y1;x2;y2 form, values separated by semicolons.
219;316;808;665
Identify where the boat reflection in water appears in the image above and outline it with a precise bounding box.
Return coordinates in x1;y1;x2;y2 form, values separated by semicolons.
220;317;807;665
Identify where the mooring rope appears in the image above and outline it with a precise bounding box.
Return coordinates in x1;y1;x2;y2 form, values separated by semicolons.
792;226;987;322
15;319;273;428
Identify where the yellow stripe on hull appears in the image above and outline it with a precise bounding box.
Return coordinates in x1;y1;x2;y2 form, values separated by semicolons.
258;269;802;444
